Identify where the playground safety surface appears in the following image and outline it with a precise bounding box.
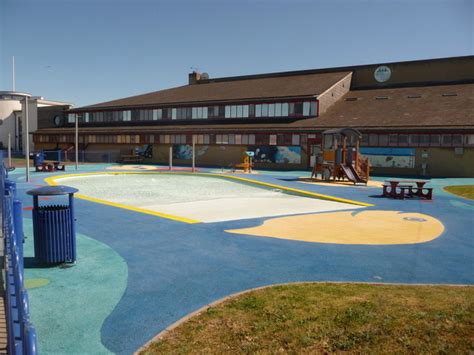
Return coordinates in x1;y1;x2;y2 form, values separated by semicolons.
7;164;474;354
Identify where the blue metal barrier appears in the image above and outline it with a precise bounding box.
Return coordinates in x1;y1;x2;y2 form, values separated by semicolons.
2;151;38;354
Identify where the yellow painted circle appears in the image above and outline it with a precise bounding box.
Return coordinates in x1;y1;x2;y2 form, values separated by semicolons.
25;278;50;289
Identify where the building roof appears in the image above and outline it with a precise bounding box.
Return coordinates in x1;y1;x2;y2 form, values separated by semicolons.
35;84;474;134
308;83;473;128
79;71;350;110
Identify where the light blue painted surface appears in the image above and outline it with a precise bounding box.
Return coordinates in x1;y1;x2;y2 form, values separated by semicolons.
23;219;128;354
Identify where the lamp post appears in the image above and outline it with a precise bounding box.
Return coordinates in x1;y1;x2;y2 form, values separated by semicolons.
0;91;32;181
75;114;79;170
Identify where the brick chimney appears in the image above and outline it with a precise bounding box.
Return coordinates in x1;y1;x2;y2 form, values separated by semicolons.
188;71;201;85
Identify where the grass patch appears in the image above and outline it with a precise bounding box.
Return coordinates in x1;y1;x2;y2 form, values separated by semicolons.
141;283;474;354
444;185;474;200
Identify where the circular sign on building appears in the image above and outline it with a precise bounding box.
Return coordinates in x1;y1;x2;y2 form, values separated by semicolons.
53;115;62;126
374;65;391;82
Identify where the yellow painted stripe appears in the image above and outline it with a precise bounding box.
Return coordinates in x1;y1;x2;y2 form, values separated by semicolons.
45;171;372;224
213;174;373;207
74;194;201;224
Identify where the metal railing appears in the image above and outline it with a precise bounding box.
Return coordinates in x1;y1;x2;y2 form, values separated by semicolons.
1;151;38;354
45;150;120;163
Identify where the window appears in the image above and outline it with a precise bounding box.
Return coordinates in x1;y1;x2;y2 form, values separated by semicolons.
310;101;317;116
225;106;231;118
303;102;311;116
243;105;249;118
389;134;398;146
268;104;275;117
361;134;369;146
236;105;243;118
419;134;429;146
235;134;242;145
275;103;282;117
153;109;162;120
123;110;131;121
430;135;440;146
398;134;409;145
255;105;262;117
292;134;300;146
464;135;474;146
172;108;177;120
408;134;418;146
294;103;303;115
442;134;452;146
452;134;462;146
231;105;237;118
261;104;269;117
68;113;76;123
216;134;222;144
289;103;295;115
229;134;235;144
378;134;389;146
84;113;90;123
269;134;277;145
369;134;378;146
249;134;255;145
282;103;289;116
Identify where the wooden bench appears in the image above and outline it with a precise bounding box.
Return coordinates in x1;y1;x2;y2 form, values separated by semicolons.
119;155;144;163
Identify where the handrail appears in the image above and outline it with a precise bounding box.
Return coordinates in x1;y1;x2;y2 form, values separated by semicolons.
2;154;38;354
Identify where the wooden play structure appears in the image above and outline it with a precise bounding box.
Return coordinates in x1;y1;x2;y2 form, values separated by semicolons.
311;128;370;184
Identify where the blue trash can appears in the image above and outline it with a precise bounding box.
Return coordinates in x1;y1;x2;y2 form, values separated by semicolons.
30;151;45;168
27;186;78;265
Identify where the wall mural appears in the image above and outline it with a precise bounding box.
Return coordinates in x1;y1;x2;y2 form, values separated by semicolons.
173;145;209;160
171;144;302;164
249;146;302;164
360;147;415;168
134;144;152;158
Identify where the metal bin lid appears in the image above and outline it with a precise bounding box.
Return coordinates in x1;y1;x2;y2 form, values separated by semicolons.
27;185;78;196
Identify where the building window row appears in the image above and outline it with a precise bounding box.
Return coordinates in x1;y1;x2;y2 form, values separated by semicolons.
361;133;473;147
35;133;474;149
69;100;318;124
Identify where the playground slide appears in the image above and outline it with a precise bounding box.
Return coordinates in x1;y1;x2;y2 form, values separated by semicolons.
340;164;366;184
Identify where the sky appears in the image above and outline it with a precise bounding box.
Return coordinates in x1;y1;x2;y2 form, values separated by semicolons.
0;0;472;107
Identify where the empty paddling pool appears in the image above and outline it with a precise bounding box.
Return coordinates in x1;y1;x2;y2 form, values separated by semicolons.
50;173;365;223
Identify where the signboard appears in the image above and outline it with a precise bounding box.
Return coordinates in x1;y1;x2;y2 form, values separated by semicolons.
374;65;391;83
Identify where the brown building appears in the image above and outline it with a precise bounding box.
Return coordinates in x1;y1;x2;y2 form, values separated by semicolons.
33;55;474;177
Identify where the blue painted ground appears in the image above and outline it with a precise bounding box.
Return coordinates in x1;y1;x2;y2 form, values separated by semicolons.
8;165;474;354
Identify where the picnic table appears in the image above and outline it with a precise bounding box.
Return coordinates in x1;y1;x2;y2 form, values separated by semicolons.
382;179;433;200
35;161;66;172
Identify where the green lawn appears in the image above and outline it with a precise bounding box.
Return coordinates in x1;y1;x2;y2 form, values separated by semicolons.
141;283;474;354
444;185;474;200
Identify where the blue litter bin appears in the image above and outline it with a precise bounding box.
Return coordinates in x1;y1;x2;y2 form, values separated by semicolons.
27;185;78;265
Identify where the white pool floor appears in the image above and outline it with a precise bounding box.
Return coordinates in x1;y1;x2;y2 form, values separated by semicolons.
56;174;362;223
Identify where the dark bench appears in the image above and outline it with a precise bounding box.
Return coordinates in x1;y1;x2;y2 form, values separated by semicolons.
119;155;144;163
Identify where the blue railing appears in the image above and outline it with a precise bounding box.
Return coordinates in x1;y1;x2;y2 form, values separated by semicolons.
1;151;38;354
